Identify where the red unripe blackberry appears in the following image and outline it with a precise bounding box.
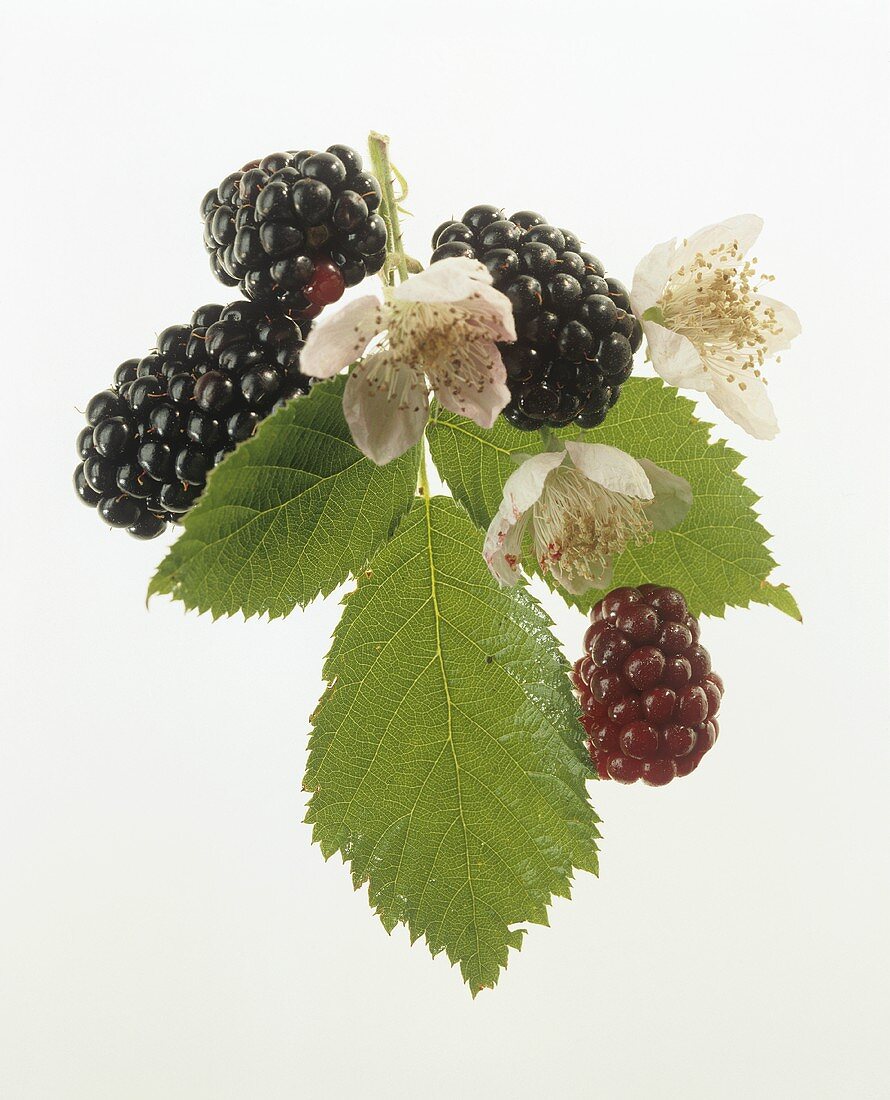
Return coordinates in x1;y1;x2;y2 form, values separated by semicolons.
573;585;723;786
305;258;346;308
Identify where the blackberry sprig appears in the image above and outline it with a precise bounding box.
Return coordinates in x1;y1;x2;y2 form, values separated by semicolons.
429;206;642;431
201;145;388;315
73;301;312;539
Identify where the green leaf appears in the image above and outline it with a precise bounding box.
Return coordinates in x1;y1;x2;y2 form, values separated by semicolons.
148;377;420;619
305;495;598;994
427;378;798;620
750;581;803;622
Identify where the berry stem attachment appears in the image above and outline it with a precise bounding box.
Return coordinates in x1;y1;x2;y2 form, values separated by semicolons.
368;131;410;287
538;426;563;453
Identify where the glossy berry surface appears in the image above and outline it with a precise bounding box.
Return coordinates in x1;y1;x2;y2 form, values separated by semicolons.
73;300;313;539
430;207;641;430
572;585;723;786
201;145;385;314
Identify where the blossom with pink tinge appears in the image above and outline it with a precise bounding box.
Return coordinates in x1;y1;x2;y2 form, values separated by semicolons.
484;442;692;594
300;258;516;465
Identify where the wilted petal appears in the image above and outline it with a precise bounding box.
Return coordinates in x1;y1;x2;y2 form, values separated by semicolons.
431;341;512;428
643;322;710;389
708;371;779;440
564;441;654;500
630;237;677;316
638;459;693;531
484;509;531;587
343;352;429;465
483;451;566;584
301;296;385;379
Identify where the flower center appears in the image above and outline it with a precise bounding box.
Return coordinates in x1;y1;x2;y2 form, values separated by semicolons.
532;466;652;583
356;347;423;408
657;237;785;384
387;299;497;396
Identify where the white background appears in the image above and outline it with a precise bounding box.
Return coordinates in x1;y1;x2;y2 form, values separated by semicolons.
2;1;888;1097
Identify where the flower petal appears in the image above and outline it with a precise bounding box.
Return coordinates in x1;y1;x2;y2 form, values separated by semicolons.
483;509;531;587
395;257;517;343
756;294;802;357
430;342;512;429
483;450;566;584
500;449;567;516
342;352;429;465
395;257;493;304
642;321;710;389
675;214;764;271
638;459;693;531
458;289;517;343
564;441;653;500
630;237;677;316
300;296;385;379
707;371;779;441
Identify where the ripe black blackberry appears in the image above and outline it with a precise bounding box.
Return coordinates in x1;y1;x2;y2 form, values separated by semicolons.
429;206;642;430
73;301;312;539
572;585;724;786
201;146;387;315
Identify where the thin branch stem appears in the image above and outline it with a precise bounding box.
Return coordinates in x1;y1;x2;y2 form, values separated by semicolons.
367;131;409;287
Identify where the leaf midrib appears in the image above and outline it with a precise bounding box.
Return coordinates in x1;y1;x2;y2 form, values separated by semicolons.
421;491;482;982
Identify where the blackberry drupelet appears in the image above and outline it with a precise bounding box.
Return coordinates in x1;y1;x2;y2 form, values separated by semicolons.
572;585;723;786
201;146;387;314
73;301;312;539
429;206;643;430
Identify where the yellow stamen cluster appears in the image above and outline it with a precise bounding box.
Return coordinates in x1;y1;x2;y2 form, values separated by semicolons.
378;296;499;413
532;466;652;586
658;238;785;386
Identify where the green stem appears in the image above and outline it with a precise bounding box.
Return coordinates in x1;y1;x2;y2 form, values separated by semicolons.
368;132;427;491
367;131;409;287
539;426;562;452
